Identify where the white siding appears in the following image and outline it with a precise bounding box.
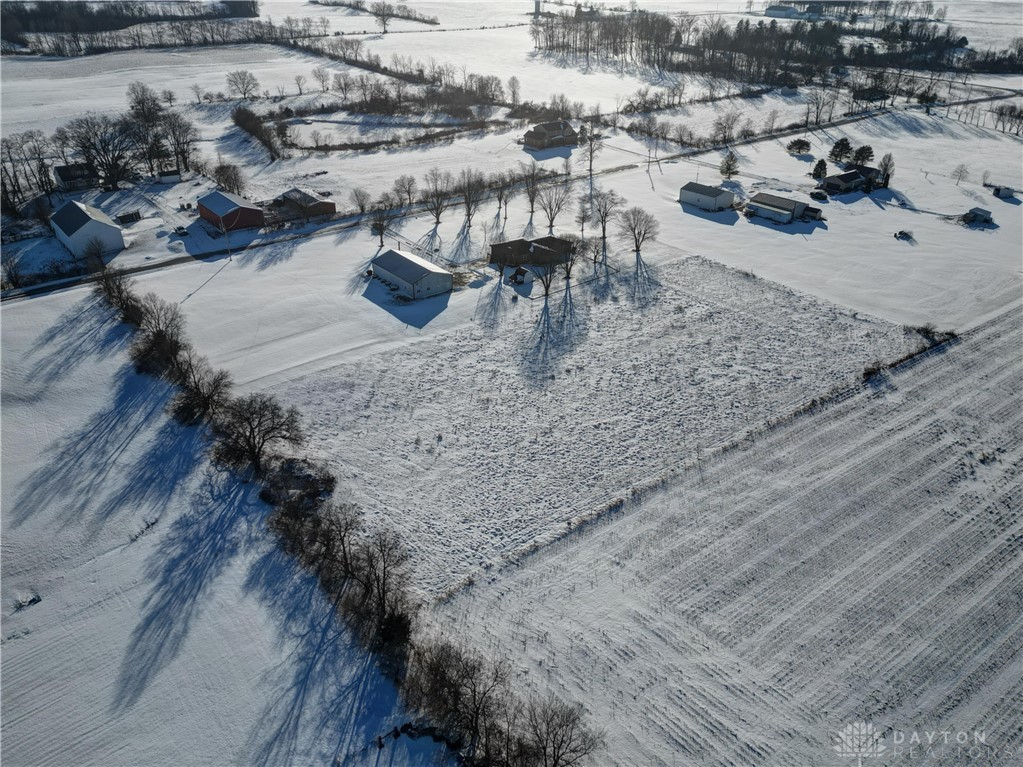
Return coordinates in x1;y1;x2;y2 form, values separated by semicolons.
53;220;124;258
372;265;414;296
747;204;792;224
679;189;733;211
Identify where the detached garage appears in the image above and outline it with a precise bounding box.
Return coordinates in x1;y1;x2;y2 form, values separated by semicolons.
50;200;124;259
197;190;265;232
371;249;452;300
679;181;735;211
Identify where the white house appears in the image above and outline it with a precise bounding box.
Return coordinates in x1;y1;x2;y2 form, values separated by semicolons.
992;186;1016;199
371;249;452;300
679;181;735;211
50;200;125;259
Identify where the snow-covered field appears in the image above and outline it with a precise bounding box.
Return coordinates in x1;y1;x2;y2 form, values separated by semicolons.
0;289;447;767
434;304;1023;767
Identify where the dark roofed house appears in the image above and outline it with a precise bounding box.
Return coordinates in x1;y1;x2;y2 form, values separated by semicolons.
53;164;100;193
490;235;575;267
278;187;336;218
822;164;885;194
197;190;265;232
524;121;578;150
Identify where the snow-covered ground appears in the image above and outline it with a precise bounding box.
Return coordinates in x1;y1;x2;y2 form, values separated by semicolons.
433;304;1023;767
0;289;448;767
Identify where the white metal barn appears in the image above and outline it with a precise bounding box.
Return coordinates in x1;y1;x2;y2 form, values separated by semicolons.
371;249;453;300
50;200;125;259
679;182;735;211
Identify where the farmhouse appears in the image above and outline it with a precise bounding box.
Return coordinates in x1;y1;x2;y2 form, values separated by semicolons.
821;165;885;194
52;164;99;193
679;181;735;211
197;190;265;232
964;207;994;225
746;192;822;224
50;200;124;259
490;236;575;267
371;249;452;300
276;188;336;218
524;121;578;150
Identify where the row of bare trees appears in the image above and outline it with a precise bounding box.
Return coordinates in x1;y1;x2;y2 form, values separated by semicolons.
1;81;199;213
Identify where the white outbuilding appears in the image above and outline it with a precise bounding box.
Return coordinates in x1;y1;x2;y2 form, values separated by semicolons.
371;249;453;300
50;200;125;259
679;181;735;212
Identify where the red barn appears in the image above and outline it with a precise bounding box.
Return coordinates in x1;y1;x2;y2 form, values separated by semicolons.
197;190;265;232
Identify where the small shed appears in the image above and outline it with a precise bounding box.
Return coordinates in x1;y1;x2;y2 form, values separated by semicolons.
746;192;807;224
197;190;265;232
679;181;735;211
50;200;125;259
53;164;100;192
371;249;452;300
964;207;993;225
158;169;182;184
992;186;1016;199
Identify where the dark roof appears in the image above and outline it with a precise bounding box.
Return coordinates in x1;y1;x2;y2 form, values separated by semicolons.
281;187;324;207
372;249;450;284
681;181;729;198
53;164;98;183
532;120;575;134
50;200;119;236
491;236;574;263
198;190;260;217
749;192;800;212
825;171;863;184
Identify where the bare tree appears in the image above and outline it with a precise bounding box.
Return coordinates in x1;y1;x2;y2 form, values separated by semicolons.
165;112;199;171
617;206;659;255
537;183;572;231
369;195;394;246
536;259;559;297
190;83;204;104
520;159;544;217
525;693;605;767
507;75;521;106
171;348;233;424
349;187;371;214
951;163;970;185
311;65;331;93
332;71;353;101
294;74;307;95
212;162;245;194
877;152;895;186
456;168;487;226
226;70;260;100
161;89;177;107
213;392;304;475
421;167;452;224
129;292;188;377
371;0;395;33
393;174;417;206
591;188;625;259
64;114;136;189
578;134;603;181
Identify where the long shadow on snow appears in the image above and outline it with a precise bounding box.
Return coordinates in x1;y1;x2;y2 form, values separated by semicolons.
24;295;131;389
241;547;400;766
519;282;588;386
112;467;264;713
627;251;661;308
9;368;175;530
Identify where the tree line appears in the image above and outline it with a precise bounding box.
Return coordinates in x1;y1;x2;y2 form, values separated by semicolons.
1;82;200;213
89;261;605;767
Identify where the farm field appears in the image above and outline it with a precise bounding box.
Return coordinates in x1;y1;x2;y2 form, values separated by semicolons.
2;5;1023;766
0;289;446;767
434;304;1023;767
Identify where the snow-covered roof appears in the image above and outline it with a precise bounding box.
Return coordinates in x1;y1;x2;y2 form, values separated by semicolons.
50;200;119;236
681;181;729;198
53;164;98;183
197;190;260;217
372;249;451;284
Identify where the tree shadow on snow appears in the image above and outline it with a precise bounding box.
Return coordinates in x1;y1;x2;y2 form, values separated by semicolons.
241;547;403;766
25;295;131;390
111;467;264;713
627;251;661;307
9;368;176;531
520;282;588;386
